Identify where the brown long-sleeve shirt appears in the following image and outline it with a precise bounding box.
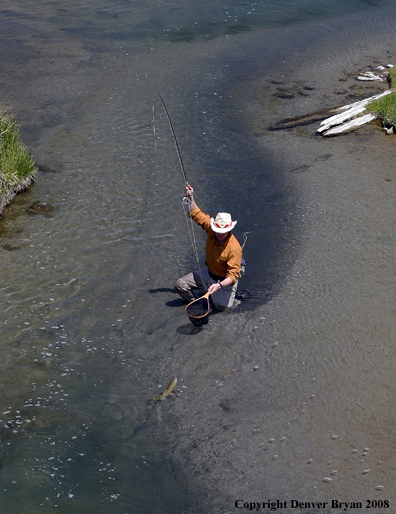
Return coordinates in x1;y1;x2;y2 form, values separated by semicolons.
191;207;242;285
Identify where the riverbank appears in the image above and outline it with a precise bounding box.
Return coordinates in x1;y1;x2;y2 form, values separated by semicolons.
0;109;36;216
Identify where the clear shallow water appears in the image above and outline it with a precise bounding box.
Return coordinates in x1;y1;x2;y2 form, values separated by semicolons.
2;0;390;45
1;0;396;512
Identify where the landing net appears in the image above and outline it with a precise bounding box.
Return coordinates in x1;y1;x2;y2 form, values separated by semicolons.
185;292;210;319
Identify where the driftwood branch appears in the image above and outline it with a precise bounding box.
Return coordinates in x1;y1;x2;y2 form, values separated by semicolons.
317;89;393;135
323;113;377;136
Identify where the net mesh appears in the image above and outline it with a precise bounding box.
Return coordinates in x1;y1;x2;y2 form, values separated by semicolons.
185;295;210;319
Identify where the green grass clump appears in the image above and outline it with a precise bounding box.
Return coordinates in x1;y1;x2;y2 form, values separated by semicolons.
365;67;396;126
366;90;396;126
388;66;396;88
0;108;36;201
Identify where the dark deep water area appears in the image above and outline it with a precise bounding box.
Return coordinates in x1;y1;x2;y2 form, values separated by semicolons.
1;1;396;512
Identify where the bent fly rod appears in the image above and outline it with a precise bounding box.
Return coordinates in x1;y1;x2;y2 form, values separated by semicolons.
154;95;200;266
155;94;189;186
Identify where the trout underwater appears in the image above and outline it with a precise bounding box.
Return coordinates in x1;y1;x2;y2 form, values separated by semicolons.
152;377;177;402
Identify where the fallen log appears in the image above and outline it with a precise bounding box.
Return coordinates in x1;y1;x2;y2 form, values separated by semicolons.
323;113;377;136
317;89;393;135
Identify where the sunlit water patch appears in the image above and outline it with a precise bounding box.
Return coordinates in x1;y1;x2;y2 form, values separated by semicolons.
4;0;395;46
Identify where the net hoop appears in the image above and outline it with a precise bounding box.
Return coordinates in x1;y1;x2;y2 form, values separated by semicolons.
185;291;210;319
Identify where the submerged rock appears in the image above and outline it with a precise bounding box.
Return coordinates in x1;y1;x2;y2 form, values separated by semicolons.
38;164;58;173
2;243;22;251
26;201;54;217
274;91;295;99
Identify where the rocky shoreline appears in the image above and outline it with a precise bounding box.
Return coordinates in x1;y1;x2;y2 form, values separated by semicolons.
0;174;36;217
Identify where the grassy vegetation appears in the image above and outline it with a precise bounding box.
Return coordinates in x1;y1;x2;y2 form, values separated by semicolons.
366;68;396;126
388;66;396;87
0;108;36;203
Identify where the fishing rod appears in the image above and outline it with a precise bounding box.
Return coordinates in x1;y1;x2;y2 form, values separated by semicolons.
154;95;201;268
156;94;189;185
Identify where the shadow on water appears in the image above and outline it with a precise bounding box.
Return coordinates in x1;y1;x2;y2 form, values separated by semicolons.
166;298;186;308
149;279;277;315
149;289;189;310
176;323;203;335
149;288;178;295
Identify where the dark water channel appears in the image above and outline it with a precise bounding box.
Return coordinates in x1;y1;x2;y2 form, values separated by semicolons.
1;1;396;512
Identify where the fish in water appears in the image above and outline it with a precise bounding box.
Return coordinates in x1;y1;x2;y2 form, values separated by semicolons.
152;377;177;402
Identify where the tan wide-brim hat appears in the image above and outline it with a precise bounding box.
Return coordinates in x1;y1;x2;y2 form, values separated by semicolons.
210;212;237;234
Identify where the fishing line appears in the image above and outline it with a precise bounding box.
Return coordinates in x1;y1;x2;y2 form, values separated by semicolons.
242;232;250;249
152;97;157;152
182;197;201;269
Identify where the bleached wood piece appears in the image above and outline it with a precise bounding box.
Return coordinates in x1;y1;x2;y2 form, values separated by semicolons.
323;113;376;136
357;71;384;81
357;74;383;81
317;105;367;132
317;89;394;133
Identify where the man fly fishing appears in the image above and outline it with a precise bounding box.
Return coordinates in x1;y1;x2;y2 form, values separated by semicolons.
154;95;245;326
175;183;243;326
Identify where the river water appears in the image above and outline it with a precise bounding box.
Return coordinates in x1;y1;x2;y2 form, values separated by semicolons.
1;1;396;513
